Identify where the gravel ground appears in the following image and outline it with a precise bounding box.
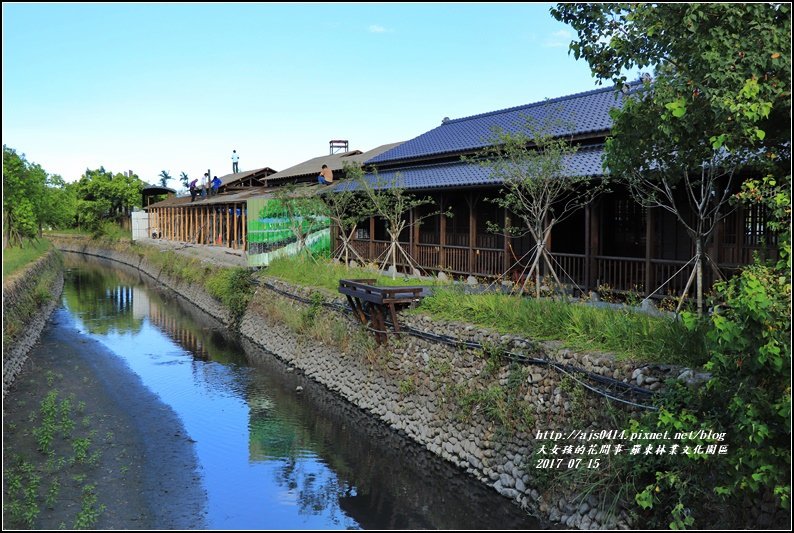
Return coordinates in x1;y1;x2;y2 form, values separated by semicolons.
137;237;247;268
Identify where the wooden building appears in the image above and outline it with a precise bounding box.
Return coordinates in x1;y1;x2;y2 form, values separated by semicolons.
334;86;777;297
144;167;276;250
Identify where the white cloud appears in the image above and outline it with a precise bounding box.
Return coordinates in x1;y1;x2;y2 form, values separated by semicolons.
543;29;572;48
368;24;392;34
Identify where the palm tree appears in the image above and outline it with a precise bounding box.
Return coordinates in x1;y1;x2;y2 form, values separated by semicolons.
180;171;189;189
158;170;171;187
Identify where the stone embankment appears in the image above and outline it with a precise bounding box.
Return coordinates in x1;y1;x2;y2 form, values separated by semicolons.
3;249;64;397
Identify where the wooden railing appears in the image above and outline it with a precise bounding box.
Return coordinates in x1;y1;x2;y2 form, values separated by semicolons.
444;246;469;273
416;244;440;270
595;255;646;293
473;248;503;277
550;253;587;288
348;239;747;297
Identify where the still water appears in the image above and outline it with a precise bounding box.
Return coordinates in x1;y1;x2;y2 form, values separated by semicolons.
60;253;540;529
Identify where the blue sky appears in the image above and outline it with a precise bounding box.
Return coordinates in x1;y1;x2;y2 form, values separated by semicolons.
3;2;607;187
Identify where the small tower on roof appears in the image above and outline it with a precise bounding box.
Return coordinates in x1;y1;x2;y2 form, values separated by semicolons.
329;139;349;154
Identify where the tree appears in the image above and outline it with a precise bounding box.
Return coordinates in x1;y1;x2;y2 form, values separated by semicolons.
180;171;190;190
41;174;77;231
551;4;791;526
354;168;443;280
158;170;171;188
471;119;602;298
74;167;144;231
3;146;48;246
608;80;744;315
320;162;373;267
551;3;791;306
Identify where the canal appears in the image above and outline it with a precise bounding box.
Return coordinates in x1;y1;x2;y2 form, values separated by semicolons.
52;253;540;529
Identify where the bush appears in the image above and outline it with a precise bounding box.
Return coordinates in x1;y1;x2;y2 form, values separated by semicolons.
204;268;253;325
613;263;791;528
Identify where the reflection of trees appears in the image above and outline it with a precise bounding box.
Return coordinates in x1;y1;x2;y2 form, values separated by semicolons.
240;338;539;530
147;287;249;366
62;262;144;335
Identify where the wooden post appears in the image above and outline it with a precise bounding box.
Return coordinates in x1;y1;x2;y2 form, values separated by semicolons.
588;199;600;291
644;207;654;297
468;193;477;274
226;205;231;248
242;203;247;251
439;194;446;269
503;209;511;274
368;216;375;259
233;203;238;250
584;204;591;293
410;207;417;267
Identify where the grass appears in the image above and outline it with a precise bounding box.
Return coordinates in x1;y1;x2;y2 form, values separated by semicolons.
263;254;445;293
417;287;708;366
2;239;52;280
4;386;105;529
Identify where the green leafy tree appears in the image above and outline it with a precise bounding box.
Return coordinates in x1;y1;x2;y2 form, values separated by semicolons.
354;168;442;280
180;171;190;190
41;174;77;230
552;3;791;527
552;3;791;315
3;146;49;246
74;167;144;231
470;118;602;298
321;162;373;267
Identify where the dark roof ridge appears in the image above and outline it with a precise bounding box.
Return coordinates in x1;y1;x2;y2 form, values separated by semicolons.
369;143;606;171
441;84;624;126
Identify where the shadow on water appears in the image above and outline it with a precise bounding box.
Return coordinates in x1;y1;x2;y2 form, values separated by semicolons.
60;252;541;529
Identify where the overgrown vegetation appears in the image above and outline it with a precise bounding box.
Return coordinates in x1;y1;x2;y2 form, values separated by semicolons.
205;267;253;325
417;288;708;365
3;253;61;345
448;360;535;438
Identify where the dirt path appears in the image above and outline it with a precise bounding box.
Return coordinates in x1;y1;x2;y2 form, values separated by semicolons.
2;307;207;529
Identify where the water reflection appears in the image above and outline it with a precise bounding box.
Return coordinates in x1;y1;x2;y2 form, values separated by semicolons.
60;253;539;530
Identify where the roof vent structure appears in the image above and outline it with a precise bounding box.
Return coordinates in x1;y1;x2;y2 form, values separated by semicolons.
330;140;349;154
441;117;450;124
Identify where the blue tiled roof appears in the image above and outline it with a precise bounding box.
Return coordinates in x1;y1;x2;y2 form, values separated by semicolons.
367;86;626;165
334;145;606;192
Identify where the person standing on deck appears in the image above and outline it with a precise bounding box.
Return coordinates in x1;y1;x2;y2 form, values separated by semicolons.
232;150;239;173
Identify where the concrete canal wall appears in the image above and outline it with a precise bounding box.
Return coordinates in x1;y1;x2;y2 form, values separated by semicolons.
3;249;64;398
48;237;692;528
